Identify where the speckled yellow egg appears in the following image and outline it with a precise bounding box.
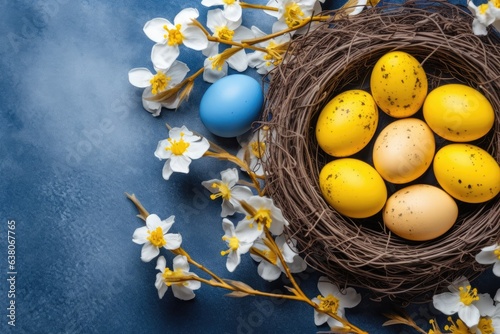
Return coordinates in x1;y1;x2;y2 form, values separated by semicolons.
433;144;500;203
383;184;458;241
423;84;495;142
372;118;435;184
319;158;387;218
315;90;379;157
370;51;428;118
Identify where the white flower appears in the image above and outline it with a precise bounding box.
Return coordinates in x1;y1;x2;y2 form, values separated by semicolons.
247;26;291;75
312;276;362;329
468;0;500;35
127;61;190;115
220;218;255;272
203;47;249;83
201;0;243;22
265;0;321;33
472;302;500;334
202;168;253;217
433;276;495;328
249;235;307;281
155;255;201;300
132;214;182;262
154;126;210;180
476;243;500;277
203;9;254;57
237;127;273;177
238;195;289;239
144;8;209;69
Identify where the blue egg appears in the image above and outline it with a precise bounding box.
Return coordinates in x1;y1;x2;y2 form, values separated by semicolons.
200;74;264;138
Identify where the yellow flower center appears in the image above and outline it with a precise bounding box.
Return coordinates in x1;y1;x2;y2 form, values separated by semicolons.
220;235;239;256
210;182;231;200
150;71;171;95
162;268;187;287
284;2;304;28
215;26;234;41
166;133;190;155
317;294;340;315
479;3;489;14
209;54;225;71
164;24;184;46
251;208;272;230
263;248;278;265
147;227;166;248
250;141;266;159
458;285;479;306
223;0;236;4
444;317;471;334
494;248;500;260
477;317;494;334
492;0;500;9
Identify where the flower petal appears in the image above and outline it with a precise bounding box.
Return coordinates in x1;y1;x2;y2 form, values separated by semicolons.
167;61;190;85
164;233;182;250
202;0;223;6
141;88;163;116
203;59;228;83
169;155;192;174
173;255;190;272
223;3;242;22
183;27;209;50
257;260;281;281
458;304;480;328
132;226;149;244
151;43;180;70
475;248;498;265
226;48;248;72
339;287;362;309
128;68;153;88
162;161;174;180
155;255;167;271
143;18;170;43
141;243;160;262
313;309;329;326
433;292;461;315
226;250;241;272
493;261;500;277
184;138;210;159
317;277;340;297
155;139;172;160
172;285;196;300
146;214;162;229
174;8;199;26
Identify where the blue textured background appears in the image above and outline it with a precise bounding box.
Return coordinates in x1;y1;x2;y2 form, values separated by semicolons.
0;0;497;333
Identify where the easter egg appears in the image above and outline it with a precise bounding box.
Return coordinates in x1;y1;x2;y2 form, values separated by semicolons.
423;84;495;142
372;118;435;184
370;51;428;118
319;158;387;218
315;90;379;157
383;184;458;241
200;74;264;138
433;144;500;203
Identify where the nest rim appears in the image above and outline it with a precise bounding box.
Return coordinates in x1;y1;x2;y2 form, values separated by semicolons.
261;0;500;303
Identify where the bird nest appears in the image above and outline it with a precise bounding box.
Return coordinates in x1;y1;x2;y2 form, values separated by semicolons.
261;0;500;303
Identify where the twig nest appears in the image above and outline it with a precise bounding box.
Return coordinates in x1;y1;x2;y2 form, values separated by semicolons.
261;0;500;303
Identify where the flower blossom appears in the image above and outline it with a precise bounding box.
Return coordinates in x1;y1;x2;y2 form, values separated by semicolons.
220;218;255;272
154;126;210;180
468;0;500;35
433;277;495;328
249;235;307;281
144;8;209;69
155;255;201;300
127;61;190;115
201;168;253;217
265;0;321;33
247;26;291;75
238;195;289;240
237;126;273;177
476;243;500;277
201;0;243;22
132;214;182;262
312;276;362;329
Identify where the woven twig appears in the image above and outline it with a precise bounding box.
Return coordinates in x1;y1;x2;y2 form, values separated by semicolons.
261;0;500;303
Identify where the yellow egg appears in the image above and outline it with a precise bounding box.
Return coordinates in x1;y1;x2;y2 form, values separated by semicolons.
433;144;500;203
319;158;387;218
372;118;435;184
370;51;428;118
383;184;458;241
315;90;378;157
423;84;495;142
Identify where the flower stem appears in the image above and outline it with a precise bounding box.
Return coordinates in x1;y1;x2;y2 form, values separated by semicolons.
240;2;278;11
